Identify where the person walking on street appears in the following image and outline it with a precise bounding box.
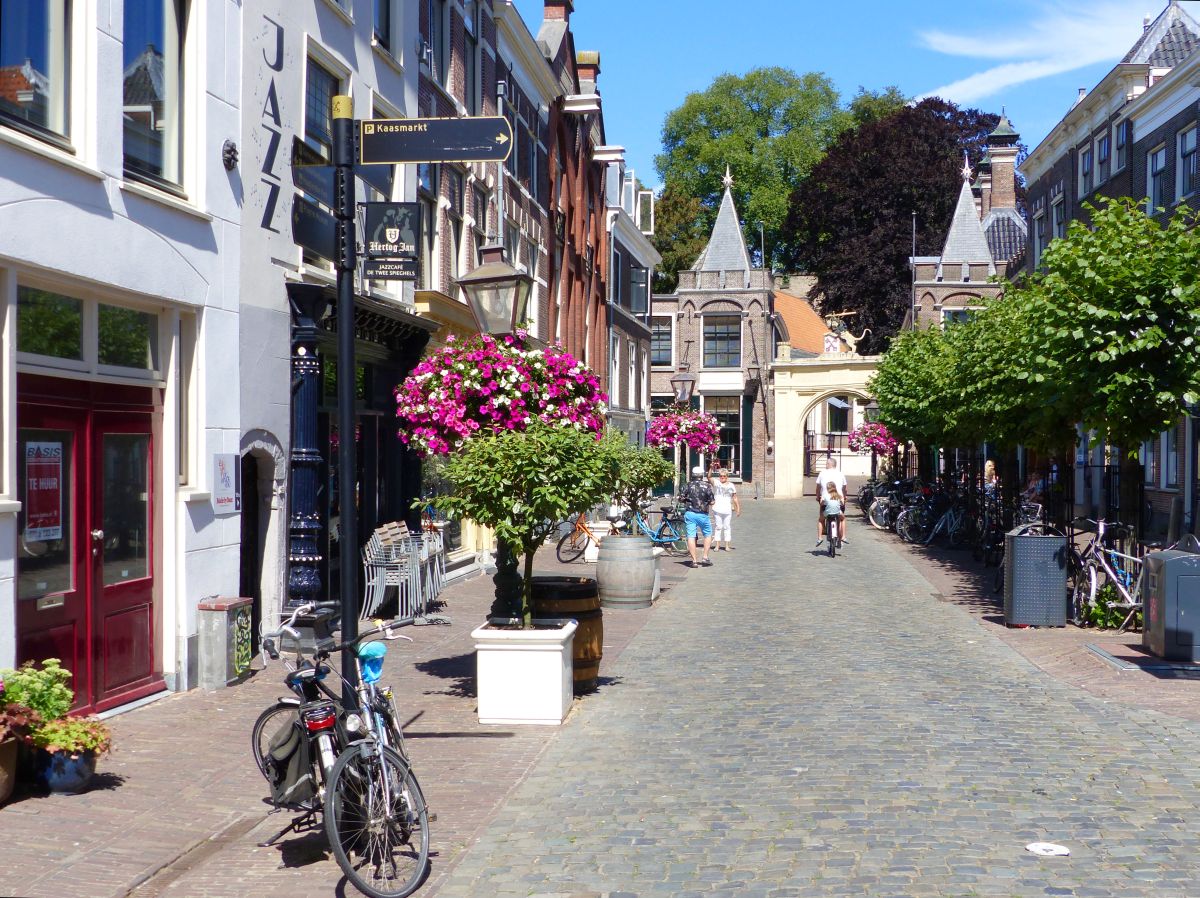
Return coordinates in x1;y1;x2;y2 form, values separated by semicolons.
710;468;741;550
815;457;849;547
681;465;715;568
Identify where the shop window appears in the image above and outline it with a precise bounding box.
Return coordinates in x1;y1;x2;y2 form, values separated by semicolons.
1144;436;1161;486
703;315;740;368
99;304;158;371
1168;423;1182;487
0;0;71;142
650;317;672;367
17;287;82;360
123;0;188;189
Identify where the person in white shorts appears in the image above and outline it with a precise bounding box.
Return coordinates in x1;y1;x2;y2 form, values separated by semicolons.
710;468;741;550
815;458;849;547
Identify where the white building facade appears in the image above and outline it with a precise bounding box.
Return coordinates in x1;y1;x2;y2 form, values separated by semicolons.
0;0;243;709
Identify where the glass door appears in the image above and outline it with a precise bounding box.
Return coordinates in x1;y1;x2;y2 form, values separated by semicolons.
16;412;90;709
91;415;158;710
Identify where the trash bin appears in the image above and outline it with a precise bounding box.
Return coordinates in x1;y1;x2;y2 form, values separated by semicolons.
1143;540;1200;661
1004;527;1067;627
197;596;255;689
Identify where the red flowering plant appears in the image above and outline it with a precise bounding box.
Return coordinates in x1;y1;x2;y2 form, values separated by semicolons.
645;407;721;455
847;422;898;455
394;332;607;457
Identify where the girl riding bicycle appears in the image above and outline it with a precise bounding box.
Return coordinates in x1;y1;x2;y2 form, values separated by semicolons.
821;482;845;548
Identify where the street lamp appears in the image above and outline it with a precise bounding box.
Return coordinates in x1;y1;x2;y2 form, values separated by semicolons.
455;243;534;623
458;244;533;336
670;366;697;404
864;400;881;423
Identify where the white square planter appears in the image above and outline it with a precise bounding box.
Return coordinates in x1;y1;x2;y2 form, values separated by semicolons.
471;618;578;725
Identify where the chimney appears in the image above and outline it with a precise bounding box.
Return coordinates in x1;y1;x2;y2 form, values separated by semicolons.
987;113;1020;211
545;0;573;22
576;50;600;85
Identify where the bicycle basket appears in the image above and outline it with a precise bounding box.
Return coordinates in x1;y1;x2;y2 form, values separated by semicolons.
266;718;315;807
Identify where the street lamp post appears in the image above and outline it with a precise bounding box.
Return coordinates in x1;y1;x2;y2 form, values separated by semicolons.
457;243;535;622
668;366;697;489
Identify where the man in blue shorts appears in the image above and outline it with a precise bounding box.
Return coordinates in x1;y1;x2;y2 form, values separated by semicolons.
681;465;715;568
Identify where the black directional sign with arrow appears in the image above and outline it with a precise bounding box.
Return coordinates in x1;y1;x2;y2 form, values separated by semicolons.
359;116;514;165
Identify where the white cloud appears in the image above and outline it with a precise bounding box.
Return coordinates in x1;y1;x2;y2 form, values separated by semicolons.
916;1;1146;104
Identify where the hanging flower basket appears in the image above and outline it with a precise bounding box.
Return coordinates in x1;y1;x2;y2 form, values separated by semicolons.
847;422;898;455
646;407;721;455
394;333;607;456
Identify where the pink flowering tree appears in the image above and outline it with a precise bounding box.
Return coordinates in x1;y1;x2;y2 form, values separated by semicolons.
395;333;607;456
847;421;899;455
394;333;611;624
645;407;721;491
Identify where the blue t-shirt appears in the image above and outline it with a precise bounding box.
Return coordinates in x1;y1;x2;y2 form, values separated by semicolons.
821;494;843;517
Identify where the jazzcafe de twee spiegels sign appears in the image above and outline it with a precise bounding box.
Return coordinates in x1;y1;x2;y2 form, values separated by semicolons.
364;202;420;280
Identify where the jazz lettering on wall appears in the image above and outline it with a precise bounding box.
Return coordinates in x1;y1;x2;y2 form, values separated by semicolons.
258;15;286;234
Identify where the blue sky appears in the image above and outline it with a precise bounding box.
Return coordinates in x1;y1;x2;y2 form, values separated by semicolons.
513;0;1189;190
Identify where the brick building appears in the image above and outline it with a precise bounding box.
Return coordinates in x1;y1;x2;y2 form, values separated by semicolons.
910;116;1026;328
650;170;777;496
1020;0;1200;531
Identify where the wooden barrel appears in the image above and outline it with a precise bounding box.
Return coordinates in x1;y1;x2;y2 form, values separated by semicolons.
596;534;656;611
530;576;602;694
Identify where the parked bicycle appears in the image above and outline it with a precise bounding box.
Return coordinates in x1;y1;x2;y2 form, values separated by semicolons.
555;511;623;563
628;499;689;555
254;603;430;898
1069;518;1144;631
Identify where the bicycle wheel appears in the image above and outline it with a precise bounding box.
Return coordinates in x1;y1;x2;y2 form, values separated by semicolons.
556;529;587;564
252;701;297;780
656;521;688;556
828;521;837;557
326;743;430;898
1071;559;1096;626
867;500;891;531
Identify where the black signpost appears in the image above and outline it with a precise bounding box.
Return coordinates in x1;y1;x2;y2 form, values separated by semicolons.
360;116;514;165
291;104;516;698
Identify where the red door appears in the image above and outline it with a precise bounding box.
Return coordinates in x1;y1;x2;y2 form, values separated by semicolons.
17;379;162;713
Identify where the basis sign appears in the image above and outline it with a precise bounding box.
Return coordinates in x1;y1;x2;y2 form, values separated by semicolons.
364;259;419;280
25;442;63;541
360;116;513;165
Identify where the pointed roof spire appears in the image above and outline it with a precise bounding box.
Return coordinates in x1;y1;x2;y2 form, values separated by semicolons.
693;165;753;276
989;108;1019;145
961;151;972;181
941;179;994;267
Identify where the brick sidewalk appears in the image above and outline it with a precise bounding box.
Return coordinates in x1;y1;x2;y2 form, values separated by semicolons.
875;516;1200;723
0;544;690;898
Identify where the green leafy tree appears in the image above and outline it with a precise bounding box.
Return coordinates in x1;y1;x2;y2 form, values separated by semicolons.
428;422;617;626
782;98;1005;352
846;85;908;128
599;430;676;511
1008;197;1200;450
868;325;959;448
651;180;710;293
655;67;847;271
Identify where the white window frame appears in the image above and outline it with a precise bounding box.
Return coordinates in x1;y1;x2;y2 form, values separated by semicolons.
1032;211;1046;267
626;339;636;410
463;1;481;116
1178;124;1198;200
650;315;674;369
1148;144;1169;210
1051;198;1066;241
1114;119;1130;172
1078;145;1092;198
427;0;450;89
1096;133;1111;184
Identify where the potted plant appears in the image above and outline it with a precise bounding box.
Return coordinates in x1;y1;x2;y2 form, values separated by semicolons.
395;334;610;723
0;658;111;794
0;676;42;805
30;716;113;794
645;406;721;491
594;432;677;610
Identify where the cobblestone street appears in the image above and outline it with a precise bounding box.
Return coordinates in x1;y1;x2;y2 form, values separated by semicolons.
3;500;1200;897
437;501;1200;897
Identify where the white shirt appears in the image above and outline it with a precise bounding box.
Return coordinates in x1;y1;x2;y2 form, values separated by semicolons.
711;480;737;514
816;468;848;501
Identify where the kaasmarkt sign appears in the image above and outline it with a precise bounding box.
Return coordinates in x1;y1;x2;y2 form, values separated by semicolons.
360;116;514;165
